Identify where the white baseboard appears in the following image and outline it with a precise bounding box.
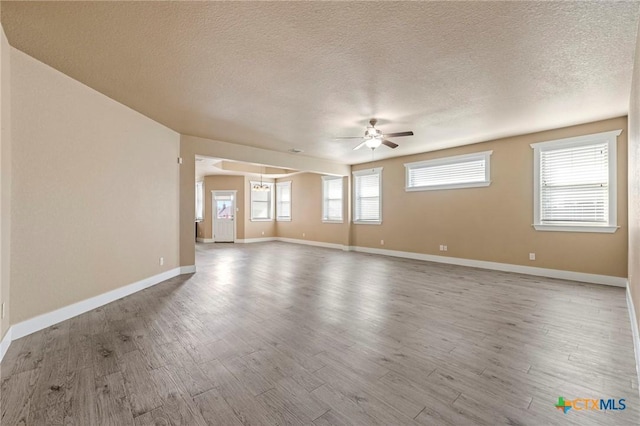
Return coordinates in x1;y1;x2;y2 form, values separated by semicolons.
235;237;277;243
277;237;346;251
265;239;624;287
180;265;197;274
0;327;11;362
0;264;196;362
627;283;640;396
196;238;214;243
348;246;626;287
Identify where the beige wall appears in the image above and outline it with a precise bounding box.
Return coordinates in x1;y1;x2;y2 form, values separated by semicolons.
0;25;11;339
352;117;628;278
275;173;350;246
201;175;245;240
10;49;180;324
629;22;640;331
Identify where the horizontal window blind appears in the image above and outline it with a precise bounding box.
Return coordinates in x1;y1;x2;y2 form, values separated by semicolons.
252;190;269;202
355;172;380;222
252;201;270;219
408;159;485;188
276;182;291;219
323;177;343;221
540;142;608;223
250;182;272;220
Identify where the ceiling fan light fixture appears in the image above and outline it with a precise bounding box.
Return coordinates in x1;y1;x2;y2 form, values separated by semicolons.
365;138;382;149
365;127;380;138
337;118;411;151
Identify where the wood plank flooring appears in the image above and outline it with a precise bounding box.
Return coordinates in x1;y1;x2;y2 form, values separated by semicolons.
1;241;639;425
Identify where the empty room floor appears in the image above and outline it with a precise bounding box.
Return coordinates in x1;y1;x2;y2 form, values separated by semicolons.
1;242;638;425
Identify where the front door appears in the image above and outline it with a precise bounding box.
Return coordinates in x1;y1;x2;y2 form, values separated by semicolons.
213;191;236;242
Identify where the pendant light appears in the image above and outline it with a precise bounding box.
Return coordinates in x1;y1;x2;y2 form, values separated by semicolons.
252;167;270;191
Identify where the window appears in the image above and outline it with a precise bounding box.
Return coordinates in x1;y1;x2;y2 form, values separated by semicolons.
250;181;274;221
531;130;621;233
276;181;291;221
195;181;204;221
322;176;344;223
404;151;492;191
215;194;234;219
353;167;382;224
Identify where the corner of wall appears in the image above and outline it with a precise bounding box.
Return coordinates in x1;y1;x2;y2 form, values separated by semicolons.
628;15;640;354
0;22;12;342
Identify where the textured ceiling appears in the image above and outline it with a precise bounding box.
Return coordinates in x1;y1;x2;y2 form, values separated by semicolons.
2;1;639;165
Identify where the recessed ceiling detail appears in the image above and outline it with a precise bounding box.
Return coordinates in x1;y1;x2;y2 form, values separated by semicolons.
2;2;639;164
195;156;299;180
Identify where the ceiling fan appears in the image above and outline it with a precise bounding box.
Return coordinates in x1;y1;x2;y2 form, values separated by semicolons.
336;119;414;150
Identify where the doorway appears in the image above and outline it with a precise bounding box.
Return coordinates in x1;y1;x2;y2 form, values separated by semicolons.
212;190;237;242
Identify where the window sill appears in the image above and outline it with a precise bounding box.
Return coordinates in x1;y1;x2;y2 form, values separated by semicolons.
250;218;274;222
322;220;344;224
276;218;291;222
354;220;382;225
405;181;491;192
533;224;619;233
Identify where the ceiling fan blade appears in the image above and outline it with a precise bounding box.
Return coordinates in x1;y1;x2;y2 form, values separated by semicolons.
383;131;414;138
382;140;399;149
334;136;364;140
353;141;368;150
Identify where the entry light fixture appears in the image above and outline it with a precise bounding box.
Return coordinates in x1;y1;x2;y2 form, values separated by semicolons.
253;168;271;191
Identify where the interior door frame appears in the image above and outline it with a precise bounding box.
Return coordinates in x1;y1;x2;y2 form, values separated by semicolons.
212;190;237;243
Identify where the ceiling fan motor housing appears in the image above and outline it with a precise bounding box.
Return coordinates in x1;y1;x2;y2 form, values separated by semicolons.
365;127;382;139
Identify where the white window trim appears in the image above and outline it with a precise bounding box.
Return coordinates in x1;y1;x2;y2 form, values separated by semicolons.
353;167;383;225
404;150;493;192
276;181;292;222
530;129;621;233
250;181;274;222
321;176;344;223
195;180;204;221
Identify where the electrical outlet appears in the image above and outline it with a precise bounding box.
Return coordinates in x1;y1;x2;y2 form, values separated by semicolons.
302;233;306;237
529;253;536;261
443;245;448;252
261;231;265;236
380;239;384;245
439;245;443;251
159;257;164;266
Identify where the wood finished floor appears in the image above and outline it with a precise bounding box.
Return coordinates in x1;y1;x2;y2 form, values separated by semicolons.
1;242;639;425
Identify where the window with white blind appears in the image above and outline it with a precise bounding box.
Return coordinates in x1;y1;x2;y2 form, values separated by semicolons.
404;151;492;191
250;182;274;221
322;176;343;223
353;167;382;224
276;181;292;221
195;181;204;221
531;130;621;233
